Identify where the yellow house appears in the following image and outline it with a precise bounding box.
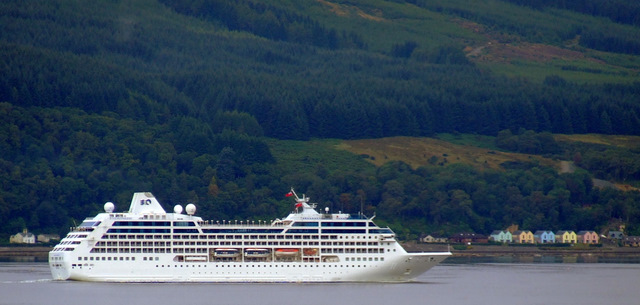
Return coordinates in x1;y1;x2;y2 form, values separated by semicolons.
512;230;534;244
555;230;577;243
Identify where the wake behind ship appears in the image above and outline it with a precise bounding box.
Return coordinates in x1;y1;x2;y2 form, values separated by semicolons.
49;190;451;282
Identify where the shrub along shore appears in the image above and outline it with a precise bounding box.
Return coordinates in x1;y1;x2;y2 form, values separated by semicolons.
0;246;51;258
402;242;640;257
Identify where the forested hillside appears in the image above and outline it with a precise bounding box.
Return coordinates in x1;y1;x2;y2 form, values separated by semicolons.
1;0;639;240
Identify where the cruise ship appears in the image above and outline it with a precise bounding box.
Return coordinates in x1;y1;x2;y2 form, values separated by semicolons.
49;190;451;282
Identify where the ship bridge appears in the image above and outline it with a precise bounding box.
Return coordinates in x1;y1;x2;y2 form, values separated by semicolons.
283;190;353;222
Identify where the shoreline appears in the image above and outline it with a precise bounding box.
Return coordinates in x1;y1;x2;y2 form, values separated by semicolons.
3;244;640;260
402;242;640;257
0;246;52;257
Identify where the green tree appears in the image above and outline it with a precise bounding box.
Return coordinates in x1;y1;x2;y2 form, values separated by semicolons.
600;111;613;134
216;147;238;182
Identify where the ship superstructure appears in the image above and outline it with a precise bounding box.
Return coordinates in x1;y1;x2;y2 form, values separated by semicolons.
49;190;451;282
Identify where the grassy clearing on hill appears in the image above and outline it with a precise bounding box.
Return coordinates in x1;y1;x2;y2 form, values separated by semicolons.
555;134;640;149
331;134;640;191
336;136;557;171
276;0;640;84
268;135;559;175
481;58;639;84
303;0;482;52
335;134;640;168
266;138;376;175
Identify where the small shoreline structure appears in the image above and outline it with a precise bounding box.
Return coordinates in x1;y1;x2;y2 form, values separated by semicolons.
403;242;640;263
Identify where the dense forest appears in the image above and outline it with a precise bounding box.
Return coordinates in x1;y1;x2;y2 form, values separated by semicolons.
2;103;639;240
503;0;640;27
1;0;640;241
414;0;640;55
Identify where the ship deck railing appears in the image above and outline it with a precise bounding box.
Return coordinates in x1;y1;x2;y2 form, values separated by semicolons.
197;220;286;227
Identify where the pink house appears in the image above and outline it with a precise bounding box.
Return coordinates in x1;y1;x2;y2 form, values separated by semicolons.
577;230;599;244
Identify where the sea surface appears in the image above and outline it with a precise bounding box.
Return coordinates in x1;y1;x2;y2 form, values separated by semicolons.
1;260;639;305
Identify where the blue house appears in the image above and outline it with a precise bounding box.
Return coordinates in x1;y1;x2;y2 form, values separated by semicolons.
534;230;556;244
608;231;624;240
489;230;512;243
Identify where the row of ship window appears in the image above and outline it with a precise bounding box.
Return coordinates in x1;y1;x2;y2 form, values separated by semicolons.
53;248;76;252
99;234;383;240
111;221;379;228
90;248;387;254
95;241;380;247
57;241;81;245
71;256;385;267
78;256;139;261
76;256;388;262
64;234;88;239
105;228;386;234
78;256;384;262
153;264;380;269
70;257;157;268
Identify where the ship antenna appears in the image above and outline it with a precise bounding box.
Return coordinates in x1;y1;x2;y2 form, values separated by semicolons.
289;188;304;213
290;188;300;200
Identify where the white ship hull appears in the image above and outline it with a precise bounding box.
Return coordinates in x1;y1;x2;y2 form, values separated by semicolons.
49;191;451;282
50;251;449;282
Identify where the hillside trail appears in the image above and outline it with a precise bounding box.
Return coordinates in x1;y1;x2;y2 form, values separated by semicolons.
560;160;627;190
559;160;575;174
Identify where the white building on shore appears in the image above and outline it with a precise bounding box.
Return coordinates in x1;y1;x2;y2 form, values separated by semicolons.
10;229;36;244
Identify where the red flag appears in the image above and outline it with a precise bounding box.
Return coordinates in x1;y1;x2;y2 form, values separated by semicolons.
285;191;293;197
295;202;303;208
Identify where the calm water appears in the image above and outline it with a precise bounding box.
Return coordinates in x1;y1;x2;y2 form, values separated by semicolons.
1;261;639;305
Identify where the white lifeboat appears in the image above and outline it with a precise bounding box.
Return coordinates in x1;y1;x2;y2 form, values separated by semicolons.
244;248;270;258
274;249;299;257
214;248;240;258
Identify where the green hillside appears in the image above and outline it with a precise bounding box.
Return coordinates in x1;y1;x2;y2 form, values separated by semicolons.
1;0;640;240
269;0;640;82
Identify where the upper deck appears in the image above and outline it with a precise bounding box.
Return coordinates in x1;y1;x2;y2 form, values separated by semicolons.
68;190;394;236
